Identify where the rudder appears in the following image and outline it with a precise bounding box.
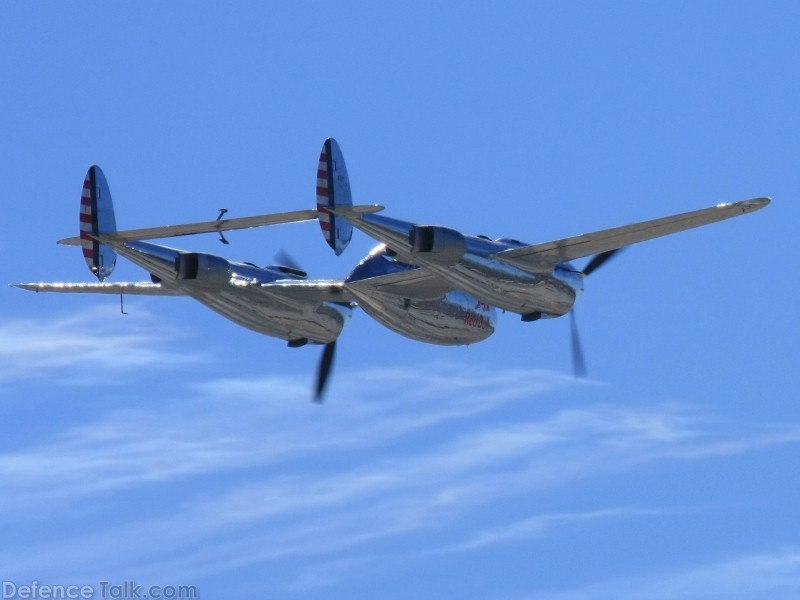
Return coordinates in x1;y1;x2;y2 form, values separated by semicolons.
80;165;117;281
316;138;353;255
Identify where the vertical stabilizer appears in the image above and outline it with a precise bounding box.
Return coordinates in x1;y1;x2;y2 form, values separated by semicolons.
80;165;117;281
316;138;353;255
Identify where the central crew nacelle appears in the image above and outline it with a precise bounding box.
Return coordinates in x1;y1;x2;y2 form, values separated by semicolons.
344;245;496;345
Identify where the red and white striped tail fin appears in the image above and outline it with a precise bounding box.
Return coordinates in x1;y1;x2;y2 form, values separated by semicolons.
316;138;353;256
79;170;95;264
79;165;117;281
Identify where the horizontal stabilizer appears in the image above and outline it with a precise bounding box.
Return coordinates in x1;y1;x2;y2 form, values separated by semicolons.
493;198;770;273
58;209;321;246
11;282;185;296
327;204;385;217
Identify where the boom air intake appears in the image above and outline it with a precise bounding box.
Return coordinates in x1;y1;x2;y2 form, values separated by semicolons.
80;165;117;281
316;138;353;255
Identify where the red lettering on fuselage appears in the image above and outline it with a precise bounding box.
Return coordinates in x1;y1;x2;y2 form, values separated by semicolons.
464;311;490;330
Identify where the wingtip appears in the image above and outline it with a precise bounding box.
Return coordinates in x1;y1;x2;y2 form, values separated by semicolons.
10;283;37;291
741;197;771;212
716;197;771;213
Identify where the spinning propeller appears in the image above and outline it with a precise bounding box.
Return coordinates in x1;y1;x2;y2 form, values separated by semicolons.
314;341;337;402
273;251;338;403
273;250;305;273
569;249;622;378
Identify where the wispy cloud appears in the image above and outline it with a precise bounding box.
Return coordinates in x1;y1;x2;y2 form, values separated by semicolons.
1;358;799;595
143;399;800;589
541;550;800;600
439;506;676;553
282;506;682;593
0;305;202;384
0;364;572;511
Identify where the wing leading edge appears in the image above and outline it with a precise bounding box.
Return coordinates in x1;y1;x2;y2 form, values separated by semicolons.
11;282;185;295
254;279;354;303
493;198;770;273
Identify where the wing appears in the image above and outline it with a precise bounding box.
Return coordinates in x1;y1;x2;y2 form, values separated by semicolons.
253;279;355;303
57;208;322;246
493;198;770;273
11;282;185;295
251;273;452;304
343;267;453;300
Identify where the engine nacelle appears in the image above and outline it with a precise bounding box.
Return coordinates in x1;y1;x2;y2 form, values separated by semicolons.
175;252;231;284
409;225;466;265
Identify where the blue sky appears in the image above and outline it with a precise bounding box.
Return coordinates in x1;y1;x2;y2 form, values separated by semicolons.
1;2;798;599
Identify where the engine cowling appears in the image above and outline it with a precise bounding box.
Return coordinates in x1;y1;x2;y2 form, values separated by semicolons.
409;225;466;265
175;252;231;283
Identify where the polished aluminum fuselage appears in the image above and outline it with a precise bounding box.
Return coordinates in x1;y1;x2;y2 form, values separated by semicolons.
360;287;497;346
351;287;496;345
342;244;496;345
347;279;496;346
347;213;585;317
116;241;350;344
105;216;584;348
343;241;574;345
424;250;583;317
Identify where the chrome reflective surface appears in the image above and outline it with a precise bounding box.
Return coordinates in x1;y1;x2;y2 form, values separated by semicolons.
345;212;583;315
347;285;496;345
115;241;351;344
15;141;770;382
345;246;496;345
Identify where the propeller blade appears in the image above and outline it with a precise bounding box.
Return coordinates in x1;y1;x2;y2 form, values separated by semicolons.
569;310;587;378
569;249;622;376
274;250;304;272
314;340;337;402
582;248;621;277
